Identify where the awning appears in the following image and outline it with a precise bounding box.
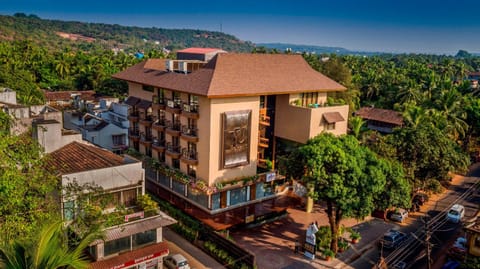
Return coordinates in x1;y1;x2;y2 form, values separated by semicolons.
124;96;140;106
323;112;345;123
137;100;152;110
89;242;169;269
90;213;176;245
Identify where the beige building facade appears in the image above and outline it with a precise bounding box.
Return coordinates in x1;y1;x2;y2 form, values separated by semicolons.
113;49;349;230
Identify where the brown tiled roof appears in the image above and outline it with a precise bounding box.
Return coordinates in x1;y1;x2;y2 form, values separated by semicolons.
46;141;127;174
137;99;152;109
323;112;345;123
355;107;404;125
177;47;224;54
43;90;96;101
124;96;140;106
113;53;346;98
89;242;169;269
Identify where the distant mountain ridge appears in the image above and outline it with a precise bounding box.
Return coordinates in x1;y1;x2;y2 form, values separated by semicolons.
0;13;255;52
258;43;385;56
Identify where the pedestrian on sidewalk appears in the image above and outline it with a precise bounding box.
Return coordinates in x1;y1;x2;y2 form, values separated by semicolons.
294;239;300;254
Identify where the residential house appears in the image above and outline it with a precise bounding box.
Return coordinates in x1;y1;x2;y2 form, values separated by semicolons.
112;49;349;230
63;102;130;153
354;107;404;133
46;141;176;269
465;211;480;257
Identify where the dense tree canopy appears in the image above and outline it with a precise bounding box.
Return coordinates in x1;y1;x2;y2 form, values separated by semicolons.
289;133;410;253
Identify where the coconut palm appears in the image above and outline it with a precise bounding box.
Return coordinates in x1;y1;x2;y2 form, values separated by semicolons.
0;221;98;269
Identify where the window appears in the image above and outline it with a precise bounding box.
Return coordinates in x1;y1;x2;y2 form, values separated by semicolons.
211;193;221;210
256;182;273;198
104;236;131;256
187;186;208;208
132;229;157;249
325;122;335;130
172;179;185;195
112;134;125;146
230;187;247;206
142;85;154;92
172;158;180;169
187;165;196;178
63;200;75;221
123;189;137;207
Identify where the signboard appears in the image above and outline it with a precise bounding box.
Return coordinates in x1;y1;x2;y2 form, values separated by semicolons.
303;242;316;259
112;249;168;269
221;110;251;168
266;172;276;183
304;222;318;260
245;214;255;223
124;211;144;222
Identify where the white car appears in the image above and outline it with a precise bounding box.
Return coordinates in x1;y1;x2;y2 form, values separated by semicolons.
390;208;409;223
446;204;465;223
163;254;190;269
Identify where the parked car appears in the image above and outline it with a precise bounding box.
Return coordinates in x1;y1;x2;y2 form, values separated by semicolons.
390;208;409;223
381;229;408;249
446;204;465;223
163;254;190;269
447;237;467;261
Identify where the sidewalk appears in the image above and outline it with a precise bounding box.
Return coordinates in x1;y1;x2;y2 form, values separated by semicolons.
230;174;474;269
163;227;223;269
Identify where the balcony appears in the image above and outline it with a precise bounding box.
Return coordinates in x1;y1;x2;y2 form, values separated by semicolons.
165;120;181;136
181;103;199;119
165;99;182;114
259;114;270;126
180;125;199;142
152;118;167;131
152;96;166;111
166;143;182;159
128;129;140;141
139;115;153;127
127;112;139;122
152;139;166;152
139;133;153;146
275;95;349;144
258;137;269;148
181;148;198;165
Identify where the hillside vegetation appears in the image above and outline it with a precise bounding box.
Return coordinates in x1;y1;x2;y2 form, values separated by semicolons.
0;13;254;53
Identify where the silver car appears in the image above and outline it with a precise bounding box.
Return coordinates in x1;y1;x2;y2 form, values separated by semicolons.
390;208;409;223
163;254;190;269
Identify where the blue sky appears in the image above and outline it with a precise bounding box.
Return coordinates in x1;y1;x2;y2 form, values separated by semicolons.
1;0;478;54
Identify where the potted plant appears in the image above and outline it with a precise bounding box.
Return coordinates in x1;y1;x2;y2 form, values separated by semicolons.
337;239;349;252
323;248;335;261
350;231;361;244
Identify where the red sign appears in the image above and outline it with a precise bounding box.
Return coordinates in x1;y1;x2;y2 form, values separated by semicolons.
111;249;169;269
124;211;144;222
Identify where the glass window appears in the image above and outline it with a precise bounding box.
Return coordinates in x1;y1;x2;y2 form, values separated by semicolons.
172;180;185;195
256;182;274;198
211;193;221;210
325;122;335;130
187;186;208;208
142;85;154;92
159;173;170;187
132;229;157;249
172;158;180;169
104;236;131;256
63;200;74;221
230;187;247;206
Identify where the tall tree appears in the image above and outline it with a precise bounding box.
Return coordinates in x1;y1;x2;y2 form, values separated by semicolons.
289;133;409;254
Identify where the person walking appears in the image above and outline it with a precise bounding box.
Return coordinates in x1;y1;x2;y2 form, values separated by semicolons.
294;239;301;254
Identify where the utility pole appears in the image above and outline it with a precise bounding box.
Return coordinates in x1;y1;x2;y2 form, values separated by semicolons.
425;215;431;269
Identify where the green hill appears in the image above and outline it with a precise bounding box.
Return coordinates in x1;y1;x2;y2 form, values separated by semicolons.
0;13;255;53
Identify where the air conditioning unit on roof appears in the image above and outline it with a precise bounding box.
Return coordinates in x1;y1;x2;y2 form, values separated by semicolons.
178;61;188;74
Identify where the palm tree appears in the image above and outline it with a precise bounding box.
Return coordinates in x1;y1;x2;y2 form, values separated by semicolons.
349;116;365;140
0;221;97;269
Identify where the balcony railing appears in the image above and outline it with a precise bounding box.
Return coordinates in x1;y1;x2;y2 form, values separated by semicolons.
152;139;166;152
152;117;167;131
127;111;139;121
166;120;181;136
140;133;153;145
152;96;166;110
182;103;199;119
181;125;199;142
128;129;140;137
166;142;182;158
258;137;269;148
139;115;153;126
166;99;182;114
181;148;198;165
